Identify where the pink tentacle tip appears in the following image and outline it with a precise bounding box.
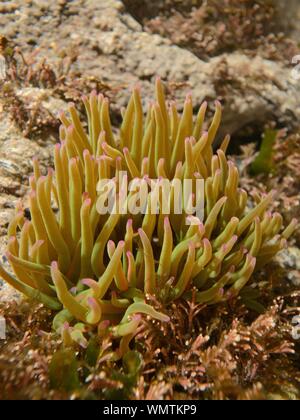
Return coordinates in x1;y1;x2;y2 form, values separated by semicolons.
90;89;97;97
132;314;142;322
84;198;92;207
87;297;97;307
51;261;58;270
83;148;90;156
69;287;77;295
81;279;98;290
164;216;170;226
126;219;133;229
143;175;150;185
67;124;74;134
218;288;224;297
81;278;89;287
16;209;24;217
134;83;141;92
98;320;110;330
69;157;77;166
203;238;211;246
241;246;248;254
222;244;228;253
198;222;205;232
185;96;192;105
162;314;170;323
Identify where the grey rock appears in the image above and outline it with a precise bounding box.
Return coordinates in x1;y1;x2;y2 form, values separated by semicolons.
1;0;300;137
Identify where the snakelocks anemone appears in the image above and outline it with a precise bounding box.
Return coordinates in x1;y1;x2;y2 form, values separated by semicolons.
0;78;297;361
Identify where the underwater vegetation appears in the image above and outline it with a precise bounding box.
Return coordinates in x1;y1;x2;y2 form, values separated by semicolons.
0;78;297;362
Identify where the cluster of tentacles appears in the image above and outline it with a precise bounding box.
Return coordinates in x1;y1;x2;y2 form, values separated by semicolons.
0;78;296;361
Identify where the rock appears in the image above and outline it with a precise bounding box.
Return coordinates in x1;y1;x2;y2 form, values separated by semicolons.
0;85;65;300
0;109;52;269
275;247;300;287
276;0;300;39
1;0;300;138
16;87;67;119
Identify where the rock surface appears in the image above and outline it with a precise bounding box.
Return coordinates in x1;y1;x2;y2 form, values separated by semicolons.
1;0;300;135
0;90;59;299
